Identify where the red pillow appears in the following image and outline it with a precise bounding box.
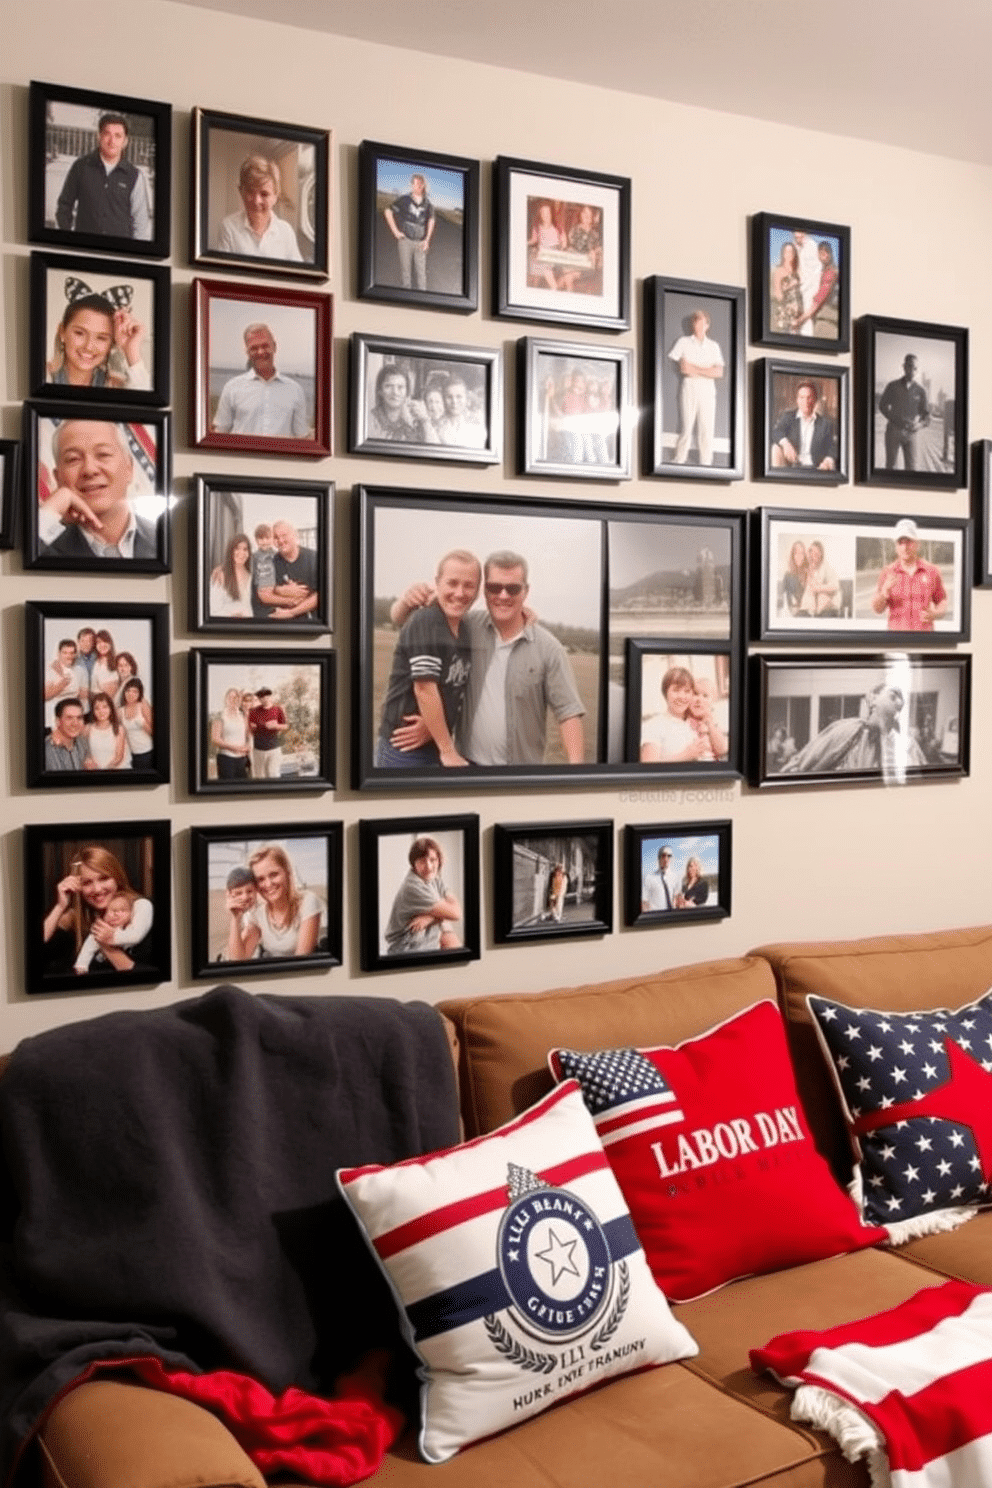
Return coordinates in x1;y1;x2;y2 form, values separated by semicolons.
550;1000;886;1302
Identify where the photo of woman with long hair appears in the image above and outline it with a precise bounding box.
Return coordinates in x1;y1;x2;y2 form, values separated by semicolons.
41;842;154;976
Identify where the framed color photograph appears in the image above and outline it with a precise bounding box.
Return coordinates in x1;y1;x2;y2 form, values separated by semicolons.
756;359;847;483
0;439;20;550
25;818;171;994
191;472;333;634
749;212;850;353
358;140;479;312
624;820;731;928
971;440;992;587
349;333;501;464
358;814;480;973
518;336;632;480
856;315;968;489
643;276;744;480
492;820;613;944
23;400;170;574
192;278;332;456
354;487;746;788
28;81;171;259
27;600;169;789
624;641;737;771
192;106;329;279
750;652;970;788
753;506;970;643
493;156;631;331
30;251;170;406
189;648;335;796
190;823;342;979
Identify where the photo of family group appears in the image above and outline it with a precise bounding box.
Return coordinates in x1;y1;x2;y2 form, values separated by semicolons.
190;650;333;795
194;475;330;632
359;815;479;971
757;508;969;642
625;821;731;927
493;820;612;943
25;819;171;994
626;645;732;767
28;602;168;787
192;825;342;977
350;333;499;462
521;337;629;479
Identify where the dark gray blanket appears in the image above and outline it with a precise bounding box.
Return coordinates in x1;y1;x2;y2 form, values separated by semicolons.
0;985;460;1482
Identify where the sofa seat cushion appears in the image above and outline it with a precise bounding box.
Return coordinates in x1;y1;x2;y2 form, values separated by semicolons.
899;1211;992;1286
439;955;777;1138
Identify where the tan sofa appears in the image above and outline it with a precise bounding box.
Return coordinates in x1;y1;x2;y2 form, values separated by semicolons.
25;924;992;1488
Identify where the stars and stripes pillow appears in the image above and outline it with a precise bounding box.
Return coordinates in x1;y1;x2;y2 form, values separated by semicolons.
336;1080;697;1464
807;990;992;1240
551;1000;886;1303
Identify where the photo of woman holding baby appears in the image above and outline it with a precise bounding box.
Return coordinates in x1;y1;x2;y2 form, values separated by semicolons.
626;643;735;771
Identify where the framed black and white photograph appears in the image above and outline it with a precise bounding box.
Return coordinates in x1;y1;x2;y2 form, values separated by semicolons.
190;823;342;979
624;820;731;928
192;106;330;279
0;439;20;550
23;401;170;573
756;359;847;483
29;251;170;406
624;640;737;771
749;653;970;788
191;472;333;634
358;814;480;973
749;212;850;353
970;440;992;587
358;140;479;313
25;818;171;995
29;81;171;259
192;278;332;456
27;600;169;789
753;507;971;643
519;336;631;480
856;315;968;489
643;276;744;480
494;156;631;331
189;648;335;796
492;820;612;944
354;486;746;788
349;333;501;464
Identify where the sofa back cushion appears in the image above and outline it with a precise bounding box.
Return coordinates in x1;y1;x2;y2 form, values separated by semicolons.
754;925;992;1183
438;956;776;1138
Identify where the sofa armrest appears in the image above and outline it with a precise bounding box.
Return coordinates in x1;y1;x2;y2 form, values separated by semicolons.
38;1380;265;1488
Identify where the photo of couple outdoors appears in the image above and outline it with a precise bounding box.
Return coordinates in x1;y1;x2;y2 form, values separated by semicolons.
769;225;841;341
44;619;154;773
207;836;330;964
206;488;322;624
206;661;322;783
640;834;721;913
509;832;602;932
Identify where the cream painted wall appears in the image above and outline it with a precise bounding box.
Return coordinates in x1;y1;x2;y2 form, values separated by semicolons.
2;0;991;1044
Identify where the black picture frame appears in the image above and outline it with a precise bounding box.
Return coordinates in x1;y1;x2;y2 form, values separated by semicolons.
752;506;971;644
188;648;335;797
357;140;479;313
354;485;746;789
30;250;171;407
358;814;480;972
749;652;971;788
25;818;172;994
190;822;343;979
643;275;744;481
28;80;171;259
749;212;850;353
970;440;992;587
755;358;848;484
191;472;333;635
855;315;968;490
23;400;171;574
192;277;332;456
518;336;632;480
349;332;501;465
624;639;738;772
624;820;732;928
27;599;170;789
191;106;330;280
493;155;631;331
0;439;21;550
492;820;613;944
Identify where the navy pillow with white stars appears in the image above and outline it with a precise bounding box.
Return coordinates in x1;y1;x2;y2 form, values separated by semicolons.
807;991;992;1232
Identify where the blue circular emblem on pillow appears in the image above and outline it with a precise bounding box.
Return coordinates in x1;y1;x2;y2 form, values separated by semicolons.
497;1184;611;1341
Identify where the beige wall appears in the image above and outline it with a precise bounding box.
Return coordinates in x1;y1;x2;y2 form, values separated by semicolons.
2;0;990;1045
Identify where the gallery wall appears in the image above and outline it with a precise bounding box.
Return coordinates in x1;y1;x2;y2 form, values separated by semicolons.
2;0;991;1046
